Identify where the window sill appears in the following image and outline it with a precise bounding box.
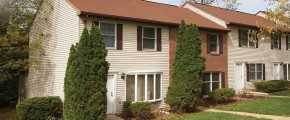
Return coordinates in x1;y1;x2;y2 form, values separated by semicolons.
240;46;256;49
209;52;220;56
247;80;263;82
142;49;157;52
106;47;116;50
126;99;162;103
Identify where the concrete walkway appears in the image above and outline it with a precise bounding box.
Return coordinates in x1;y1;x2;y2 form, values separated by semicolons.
266;95;290;99
106;115;124;120
197;106;290;120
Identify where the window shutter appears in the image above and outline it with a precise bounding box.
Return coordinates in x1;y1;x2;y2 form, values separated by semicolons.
207;33;210;54
219;34;223;54
283;64;287;80
157;28;162;51
279;34;281;50
271;34;273;49
286;34;289;50
238;29;242;47
92;21;99;27
246;64;250;81
137;26;143;51
256;33;259;48
263;64;266;80
117;24;123;50
221;72;226;88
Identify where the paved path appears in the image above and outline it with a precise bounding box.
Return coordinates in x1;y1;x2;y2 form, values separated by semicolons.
106;115;124;120
197;106;290;120
266;95;290;99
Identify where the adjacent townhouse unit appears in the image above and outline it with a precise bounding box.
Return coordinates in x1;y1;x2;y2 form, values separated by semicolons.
183;2;290;91
22;0;229;114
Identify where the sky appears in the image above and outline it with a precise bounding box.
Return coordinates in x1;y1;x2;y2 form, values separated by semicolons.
147;0;270;14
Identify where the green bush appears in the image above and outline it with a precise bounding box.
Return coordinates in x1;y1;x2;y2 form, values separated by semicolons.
165;20;205;113
130;102;153;120
254;80;290;93
64;26;109;120
212;88;235;102
123;101;132;117
16;96;63;120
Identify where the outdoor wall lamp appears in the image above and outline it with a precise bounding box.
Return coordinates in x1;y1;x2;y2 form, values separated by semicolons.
121;73;125;80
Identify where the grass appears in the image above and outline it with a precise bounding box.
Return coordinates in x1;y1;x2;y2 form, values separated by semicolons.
0;107;18;120
216;97;290;116
162;112;269;120
271;90;290;96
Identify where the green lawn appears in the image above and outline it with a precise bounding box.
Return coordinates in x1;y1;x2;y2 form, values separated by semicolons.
216;97;290;116
0;107;18;120
272;90;290;96
165;112;269;120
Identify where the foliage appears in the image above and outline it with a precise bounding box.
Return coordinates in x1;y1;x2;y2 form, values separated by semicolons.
166;112;269;120
16;96;63;120
254;80;290;93
0;78;18;108
123;101;132;117
216;97;290;116
212;88;235;102
165;20;205;113
64;26;109;120
181;0;241;10
130;102;153;120
256;0;290;40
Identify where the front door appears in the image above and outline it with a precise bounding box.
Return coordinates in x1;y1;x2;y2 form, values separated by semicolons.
235;63;244;90
106;74;116;114
273;64;280;80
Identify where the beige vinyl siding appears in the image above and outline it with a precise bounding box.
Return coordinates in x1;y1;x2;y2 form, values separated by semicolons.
228;26;290;89
25;0;79;99
81;18;170;113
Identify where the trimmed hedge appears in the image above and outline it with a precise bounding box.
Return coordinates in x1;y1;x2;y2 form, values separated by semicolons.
254;80;290;93
212;88;235;102
16;96;63;120
123;102;153;119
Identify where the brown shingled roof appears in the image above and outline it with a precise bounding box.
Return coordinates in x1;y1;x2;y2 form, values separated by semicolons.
67;0;228;31
188;2;276;27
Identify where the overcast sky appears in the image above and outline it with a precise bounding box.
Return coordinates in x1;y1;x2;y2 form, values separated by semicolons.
147;0;269;14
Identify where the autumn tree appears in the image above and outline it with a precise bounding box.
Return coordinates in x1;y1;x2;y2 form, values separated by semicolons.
181;0;241;10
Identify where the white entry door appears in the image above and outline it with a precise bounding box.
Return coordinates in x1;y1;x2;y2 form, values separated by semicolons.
235;63;244;90
273;64;280;80
106;74;116;114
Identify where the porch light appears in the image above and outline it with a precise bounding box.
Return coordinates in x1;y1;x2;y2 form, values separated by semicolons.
121;73;125;80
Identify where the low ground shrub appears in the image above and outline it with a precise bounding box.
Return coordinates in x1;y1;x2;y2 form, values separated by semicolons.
130;102;153;120
123;101;131;117
212;88;235;102
254;80;290;93
16;96;63;120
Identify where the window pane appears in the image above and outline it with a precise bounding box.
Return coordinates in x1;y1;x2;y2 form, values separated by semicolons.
241;30;248;38
256;64;262;71
250;64;256;71
210;44;217;52
137;75;145;101
143;38;155;49
143;27;155;38
212;82;219;90
155;74;161;99
283;64;287;80
203;73;210;82
212;73;220;82
100;22;115;35
249;72;256;80
273;35;279;49
147;75;154;100
102;35;115;47
209;34;218;43
126;75;135;102
202;82;210;95
288;43;290;50
257;72;262;80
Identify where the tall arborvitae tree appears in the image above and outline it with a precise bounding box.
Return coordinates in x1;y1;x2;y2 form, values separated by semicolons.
165;20;205;113
64;26;109;120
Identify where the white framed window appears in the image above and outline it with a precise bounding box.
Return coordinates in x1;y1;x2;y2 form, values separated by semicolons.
283;64;290;80
99;21;116;49
203;72;221;96
126;73;162;102
272;34;280;49
143;27;156;50
208;33;219;53
249;63;263;81
241;29;256;47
